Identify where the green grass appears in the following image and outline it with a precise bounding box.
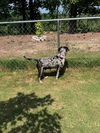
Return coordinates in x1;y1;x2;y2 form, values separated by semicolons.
0;52;100;133
0;51;100;71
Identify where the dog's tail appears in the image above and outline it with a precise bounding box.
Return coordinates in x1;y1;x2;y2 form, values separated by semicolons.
23;56;38;62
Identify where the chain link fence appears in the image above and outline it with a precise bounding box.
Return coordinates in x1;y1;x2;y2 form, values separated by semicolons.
0;17;100;58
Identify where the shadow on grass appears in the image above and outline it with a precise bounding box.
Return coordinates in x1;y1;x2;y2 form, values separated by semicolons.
0;93;61;133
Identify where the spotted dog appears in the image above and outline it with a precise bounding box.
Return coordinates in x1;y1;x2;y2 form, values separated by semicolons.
24;46;69;83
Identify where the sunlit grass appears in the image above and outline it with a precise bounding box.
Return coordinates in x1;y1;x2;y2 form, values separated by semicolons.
0;52;100;133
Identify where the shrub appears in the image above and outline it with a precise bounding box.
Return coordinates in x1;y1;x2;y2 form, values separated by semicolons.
35;22;44;35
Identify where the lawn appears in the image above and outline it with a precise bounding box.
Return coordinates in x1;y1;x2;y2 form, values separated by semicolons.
0;52;100;133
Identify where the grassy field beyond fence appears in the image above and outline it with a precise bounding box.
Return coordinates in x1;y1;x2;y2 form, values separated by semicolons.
0;52;100;133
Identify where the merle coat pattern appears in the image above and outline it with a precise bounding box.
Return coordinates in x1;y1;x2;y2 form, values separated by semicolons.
24;46;69;83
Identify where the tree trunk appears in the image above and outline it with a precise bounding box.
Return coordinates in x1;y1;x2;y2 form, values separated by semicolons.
20;0;27;34
29;0;34;33
29;0;41;34
69;4;77;34
29;0;36;33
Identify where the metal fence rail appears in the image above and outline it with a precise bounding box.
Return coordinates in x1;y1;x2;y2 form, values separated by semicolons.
0;16;100;24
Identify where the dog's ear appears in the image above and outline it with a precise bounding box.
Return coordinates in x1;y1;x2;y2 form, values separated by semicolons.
64;46;69;51
58;46;62;52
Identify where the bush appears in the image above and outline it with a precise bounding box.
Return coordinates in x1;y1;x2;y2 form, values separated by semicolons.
77;19;100;33
35;22;44;35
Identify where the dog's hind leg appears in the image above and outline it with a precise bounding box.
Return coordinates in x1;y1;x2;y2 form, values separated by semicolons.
56;67;61;79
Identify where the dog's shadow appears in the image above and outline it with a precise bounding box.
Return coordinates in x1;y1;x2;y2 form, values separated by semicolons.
44;60;68;78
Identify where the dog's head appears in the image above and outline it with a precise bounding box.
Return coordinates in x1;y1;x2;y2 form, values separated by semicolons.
58;46;69;53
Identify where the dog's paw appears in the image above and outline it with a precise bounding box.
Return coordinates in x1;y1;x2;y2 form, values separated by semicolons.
45;76;48;79
39;80;43;83
23;56;26;58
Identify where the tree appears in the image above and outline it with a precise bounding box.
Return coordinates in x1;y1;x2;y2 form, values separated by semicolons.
62;0;100;33
0;0;11;20
9;0;28;20
43;0;100;33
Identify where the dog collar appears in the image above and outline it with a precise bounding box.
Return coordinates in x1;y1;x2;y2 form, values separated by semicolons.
60;56;65;59
57;55;65;59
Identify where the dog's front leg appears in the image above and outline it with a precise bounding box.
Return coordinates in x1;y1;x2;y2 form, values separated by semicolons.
39;67;44;83
56;66;60;79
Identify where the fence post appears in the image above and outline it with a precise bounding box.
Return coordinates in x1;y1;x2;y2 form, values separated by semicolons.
57;20;60;49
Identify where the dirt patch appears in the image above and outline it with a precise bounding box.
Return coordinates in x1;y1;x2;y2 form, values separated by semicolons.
0;32;100;58
60;32;100;51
